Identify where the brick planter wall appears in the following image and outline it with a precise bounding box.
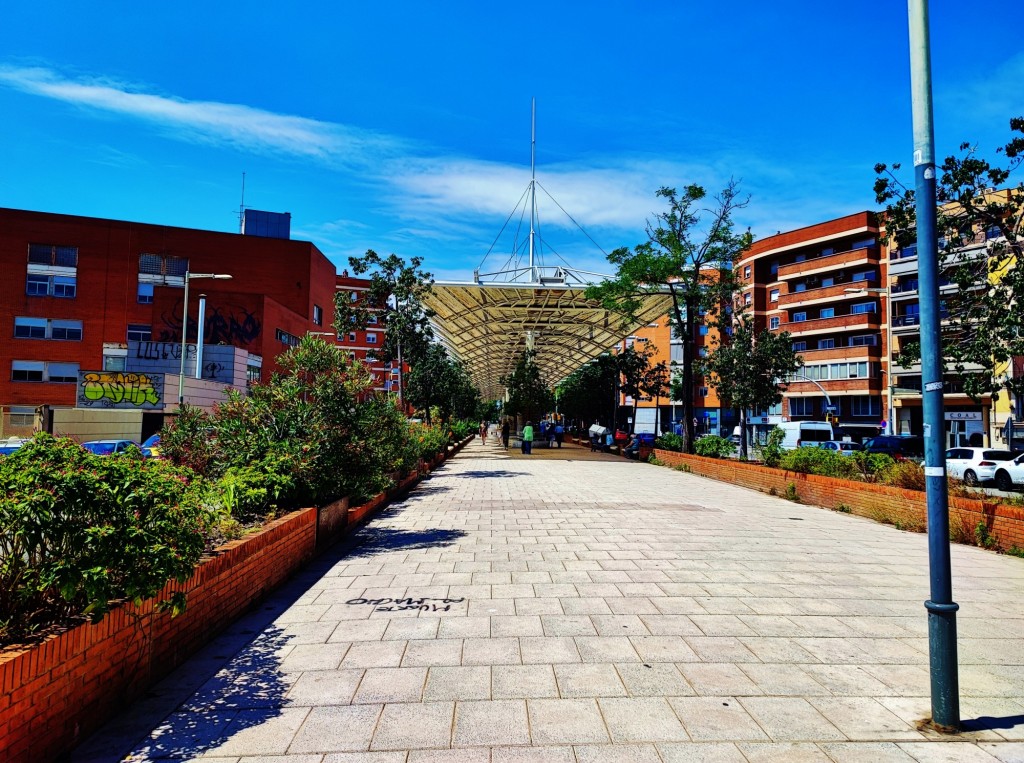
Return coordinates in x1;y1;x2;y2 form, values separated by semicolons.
0;435;474;763
651;449;1024;551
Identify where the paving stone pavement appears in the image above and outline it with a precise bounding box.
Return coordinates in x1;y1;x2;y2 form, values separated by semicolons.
73;438;1024;762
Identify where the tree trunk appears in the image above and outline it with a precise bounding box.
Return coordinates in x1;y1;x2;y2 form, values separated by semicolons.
738;407;747;460
683;296;696;454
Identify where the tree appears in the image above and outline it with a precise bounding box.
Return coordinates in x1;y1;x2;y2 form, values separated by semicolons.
639;357;670;436
335;251;435;405
616;344;661;434
874;117;1024;405
501;350;554;425
700;315;803;460
557;354;619;428
586;183;752;453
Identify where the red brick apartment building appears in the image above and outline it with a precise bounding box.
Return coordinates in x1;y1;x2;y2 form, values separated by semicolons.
736;212;890;440
335;271;399;393
0;207;337;424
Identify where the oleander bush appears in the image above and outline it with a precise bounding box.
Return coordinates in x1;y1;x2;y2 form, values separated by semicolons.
779;447;861;479
694;435;736;459
654;432;685;452
0;434;209;645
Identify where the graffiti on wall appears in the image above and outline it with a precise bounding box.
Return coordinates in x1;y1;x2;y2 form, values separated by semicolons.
78;371;165;409
158;302;262;346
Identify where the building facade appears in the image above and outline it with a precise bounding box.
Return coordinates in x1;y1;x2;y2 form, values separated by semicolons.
0;207;336;434
736;212;889;441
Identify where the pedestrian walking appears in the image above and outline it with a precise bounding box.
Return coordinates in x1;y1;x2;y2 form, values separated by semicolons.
480;420;488;445
554;421;564;448
501;420;511;450
522;421;534;455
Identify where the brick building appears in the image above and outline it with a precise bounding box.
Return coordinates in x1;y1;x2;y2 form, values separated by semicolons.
736;212;889;441
0;207;337;432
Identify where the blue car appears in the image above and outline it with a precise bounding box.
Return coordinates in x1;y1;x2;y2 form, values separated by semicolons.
140;434;162;458
81;439;138;456
0;438;28;456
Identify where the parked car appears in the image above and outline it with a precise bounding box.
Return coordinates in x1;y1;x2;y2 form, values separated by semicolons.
992;452;1024;492
863;435;925;462
0;437;28;456
818;440;863;455
779;421;835;450
944;447;1016;487
81;439;138;456
140;434;162;458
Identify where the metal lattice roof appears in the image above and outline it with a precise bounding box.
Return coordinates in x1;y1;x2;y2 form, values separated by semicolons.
423;272;672;400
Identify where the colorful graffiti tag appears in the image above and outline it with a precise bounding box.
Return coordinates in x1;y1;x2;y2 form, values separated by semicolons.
77;371;165;410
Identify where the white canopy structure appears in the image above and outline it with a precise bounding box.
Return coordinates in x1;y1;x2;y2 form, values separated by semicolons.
423;267;671;400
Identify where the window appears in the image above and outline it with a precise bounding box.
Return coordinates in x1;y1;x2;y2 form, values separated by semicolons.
698;386;708;397
850;302;876;315
127;324;152;342
985;225;1002;240
368;315;378;324
11;360;78;383
366;333;378;344
770;289;779;302
348;332;356;342
795;253;807;263
821;277;834;288
138;282;154;304
138;254;189;284
821;247;835;257
793;312;807;322
699;325;709;336
698;347;708;357
818;338;835;349
851;237;877;250
14;317;46;339
743;266;751;279
313;305;323;326
14;318;82;340
8;406;35;427
852;270;875;282
819;308;834;319
851;396;881;416
743;292;752;305
769;316;780;330
850;335;877;347
770;261;779;277
790;398;813;416
103;355;126;372
350;291;359;302
26;274;76;298
792;341;807;351
794;283;807;293
275;328;300;347
247;365;262;385
28;244;78;267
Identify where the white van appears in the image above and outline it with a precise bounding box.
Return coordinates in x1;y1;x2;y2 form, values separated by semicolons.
779;421;835;450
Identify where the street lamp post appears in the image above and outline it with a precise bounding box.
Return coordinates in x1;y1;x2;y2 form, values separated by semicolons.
178;272;233;406
846;286;895;434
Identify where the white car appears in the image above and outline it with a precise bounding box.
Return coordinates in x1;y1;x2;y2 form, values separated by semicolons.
944;447;1016;486
818;440;864;456
992;453;1024;492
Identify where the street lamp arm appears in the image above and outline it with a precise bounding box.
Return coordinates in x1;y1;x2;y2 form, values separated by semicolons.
787;373;833;412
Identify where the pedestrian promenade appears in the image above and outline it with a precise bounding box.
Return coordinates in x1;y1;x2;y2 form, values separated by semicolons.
75;437;1024;762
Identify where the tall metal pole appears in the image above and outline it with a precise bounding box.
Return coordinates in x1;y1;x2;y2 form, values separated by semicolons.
529;97;537;282
195;294;207;380
886;286;896;435
908;0;959;731
178;274;190;405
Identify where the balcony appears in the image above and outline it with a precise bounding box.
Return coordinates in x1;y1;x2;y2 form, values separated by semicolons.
776;246;878;281
782;312;880;337
777;281;879;309
795;344;881;363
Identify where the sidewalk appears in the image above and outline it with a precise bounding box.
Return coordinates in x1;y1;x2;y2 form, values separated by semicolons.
75;436;1024;762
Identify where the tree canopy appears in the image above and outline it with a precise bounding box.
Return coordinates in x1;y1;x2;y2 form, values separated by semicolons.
501;350;554;424
874;116;1024;403
586;184;752;452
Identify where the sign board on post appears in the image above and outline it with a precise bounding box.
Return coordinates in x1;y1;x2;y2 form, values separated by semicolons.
77;371;165;410
944;411;982;421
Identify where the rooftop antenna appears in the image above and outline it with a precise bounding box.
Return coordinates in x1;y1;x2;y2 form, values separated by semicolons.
237;171;246;233
528;98;537;282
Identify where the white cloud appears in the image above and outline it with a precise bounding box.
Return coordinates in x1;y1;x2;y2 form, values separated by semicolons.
0;65;403;164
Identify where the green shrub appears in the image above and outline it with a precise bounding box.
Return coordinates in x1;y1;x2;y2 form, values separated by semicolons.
694;435;736;459
0;435;210;644
449;420;474;442
779;447;860;479
877;460;927;490
851;451;895;479
409;422;449;461
784;482;800;502
761;427;784;468
974;521;999;550
654;433;684;452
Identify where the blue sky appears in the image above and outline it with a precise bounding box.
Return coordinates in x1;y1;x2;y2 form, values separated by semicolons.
1;2;1022;282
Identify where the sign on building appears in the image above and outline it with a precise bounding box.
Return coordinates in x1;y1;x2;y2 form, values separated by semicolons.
77;371;165;410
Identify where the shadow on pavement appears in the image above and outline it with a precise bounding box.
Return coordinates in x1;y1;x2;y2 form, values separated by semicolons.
344;525;467;559
450;470;527;479
961;713;1024;733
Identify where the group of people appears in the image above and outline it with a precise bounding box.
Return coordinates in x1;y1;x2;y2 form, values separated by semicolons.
478;416;565;455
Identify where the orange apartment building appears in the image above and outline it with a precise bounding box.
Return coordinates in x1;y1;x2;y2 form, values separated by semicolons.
736;212;890;441
618;309;732;437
